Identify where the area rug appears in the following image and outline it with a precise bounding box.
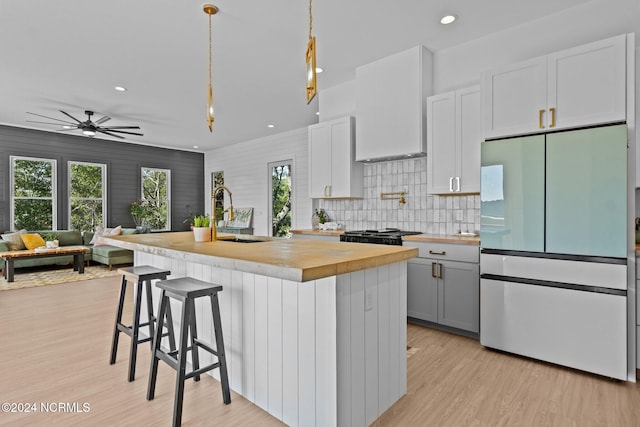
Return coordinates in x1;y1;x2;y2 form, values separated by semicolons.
0;265;122;291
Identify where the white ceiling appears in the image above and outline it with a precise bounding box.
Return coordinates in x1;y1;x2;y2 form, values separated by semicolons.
0;0;631;152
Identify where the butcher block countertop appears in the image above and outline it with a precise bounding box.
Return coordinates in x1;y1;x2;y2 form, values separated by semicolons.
403;233;480;245
291;229;480;245
102;231;418;282
290;229;345;237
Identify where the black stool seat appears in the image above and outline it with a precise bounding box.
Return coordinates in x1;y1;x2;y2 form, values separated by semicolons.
147;276;231;427
157;276;223;299
110;265;176;382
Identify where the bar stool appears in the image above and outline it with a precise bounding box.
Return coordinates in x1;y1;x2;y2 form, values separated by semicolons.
147;277;231;427
110;265;176;382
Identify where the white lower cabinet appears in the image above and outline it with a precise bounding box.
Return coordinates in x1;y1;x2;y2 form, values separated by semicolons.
406;242;479;334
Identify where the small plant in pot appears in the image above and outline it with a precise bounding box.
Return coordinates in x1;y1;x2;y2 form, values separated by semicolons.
41;232;59;249
192;215;212;242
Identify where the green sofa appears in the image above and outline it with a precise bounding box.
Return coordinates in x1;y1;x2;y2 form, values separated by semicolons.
82;228;139;270
0;228;139;273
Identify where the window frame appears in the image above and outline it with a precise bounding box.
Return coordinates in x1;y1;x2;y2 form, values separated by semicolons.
67;161;107;231
141;167;171;231
10;155;58;231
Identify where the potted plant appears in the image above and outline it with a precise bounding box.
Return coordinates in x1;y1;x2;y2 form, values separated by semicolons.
192;215;212;242
41;232;59;249
312;208;329;229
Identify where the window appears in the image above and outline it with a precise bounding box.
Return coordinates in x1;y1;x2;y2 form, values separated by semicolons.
212;171;224;224
68;161;106;231
141;167;171;231
269;160;292;237
10;156;57;230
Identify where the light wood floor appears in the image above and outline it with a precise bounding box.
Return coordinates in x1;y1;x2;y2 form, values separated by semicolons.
1;277;640;426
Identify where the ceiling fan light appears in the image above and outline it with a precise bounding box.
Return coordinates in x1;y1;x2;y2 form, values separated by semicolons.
82;129;96;137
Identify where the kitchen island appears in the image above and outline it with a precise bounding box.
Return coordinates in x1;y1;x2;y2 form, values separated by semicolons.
102;232;418;427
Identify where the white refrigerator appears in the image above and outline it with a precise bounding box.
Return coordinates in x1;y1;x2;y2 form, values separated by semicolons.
480;124;628;380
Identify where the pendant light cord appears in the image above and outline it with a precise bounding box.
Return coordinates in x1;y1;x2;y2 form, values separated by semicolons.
308;0;313;40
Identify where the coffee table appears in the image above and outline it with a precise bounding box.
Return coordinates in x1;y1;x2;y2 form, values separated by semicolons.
0;245;90;283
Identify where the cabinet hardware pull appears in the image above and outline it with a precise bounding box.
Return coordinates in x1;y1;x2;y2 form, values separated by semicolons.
431;262;436;278
449;177;454;192
549;107;556;128
455;177;461;192
429;250;446;255
538;109;545;129
438;263;443;279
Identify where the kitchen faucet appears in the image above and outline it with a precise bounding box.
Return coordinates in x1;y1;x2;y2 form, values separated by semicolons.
212;185;235;241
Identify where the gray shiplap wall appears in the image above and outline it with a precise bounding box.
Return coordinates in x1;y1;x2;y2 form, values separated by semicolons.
0;125;204;232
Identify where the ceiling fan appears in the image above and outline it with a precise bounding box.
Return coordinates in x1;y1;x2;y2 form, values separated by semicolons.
26;110;143;139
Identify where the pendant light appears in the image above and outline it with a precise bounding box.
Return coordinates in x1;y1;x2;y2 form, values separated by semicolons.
203;4;218;132
306;0;317;104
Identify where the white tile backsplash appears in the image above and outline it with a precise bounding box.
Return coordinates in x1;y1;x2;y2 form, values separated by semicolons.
319;157;480;234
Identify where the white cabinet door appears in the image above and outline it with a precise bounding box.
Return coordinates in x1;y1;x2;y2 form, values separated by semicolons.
438;260;479;333
483;35;627;140
329;117;355;198
308;116;363;199
407;258;438;323
482;56;547;139
547;34;626;130
426;92;456;193
356;46;432;161
457;86;481;193
427;85;481;194
308;123;332;198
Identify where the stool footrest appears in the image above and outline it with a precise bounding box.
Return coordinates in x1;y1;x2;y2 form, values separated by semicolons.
194;338;220;358
185;362;221;380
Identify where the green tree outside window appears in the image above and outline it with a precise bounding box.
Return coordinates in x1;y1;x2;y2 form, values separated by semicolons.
69;162;105;231
11;157;56;230
142;167;171;231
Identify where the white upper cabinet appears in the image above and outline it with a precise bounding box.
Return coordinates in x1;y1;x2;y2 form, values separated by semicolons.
483;34;627;139
427;86;481;194
308;116;363;199
355;46;433;161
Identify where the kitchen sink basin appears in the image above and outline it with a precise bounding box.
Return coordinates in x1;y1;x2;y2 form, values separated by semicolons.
229;238;264;243
218;237;266;243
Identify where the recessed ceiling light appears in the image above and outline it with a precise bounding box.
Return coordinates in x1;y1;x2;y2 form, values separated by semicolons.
316;111;320;115
193;145;199;149
267;124;275;128
114;86;127;92
315;67;324;73
440;15;456;25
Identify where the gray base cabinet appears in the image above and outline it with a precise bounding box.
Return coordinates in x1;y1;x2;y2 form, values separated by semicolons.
406;242;479;334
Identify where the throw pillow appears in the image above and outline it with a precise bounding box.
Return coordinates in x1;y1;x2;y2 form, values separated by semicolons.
21;233;46;250
91;225;122;247
1;229;28;250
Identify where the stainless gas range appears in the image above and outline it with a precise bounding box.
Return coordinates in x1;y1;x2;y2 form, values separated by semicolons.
339;228;422;245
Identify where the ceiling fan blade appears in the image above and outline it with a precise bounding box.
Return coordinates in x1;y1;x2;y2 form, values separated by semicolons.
26;120;78;126
101;126;141;130
99;128;144;136
59;110;82;123
55;128;83;132
95;115;111;125
96;129;125;139
26;112;76;124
